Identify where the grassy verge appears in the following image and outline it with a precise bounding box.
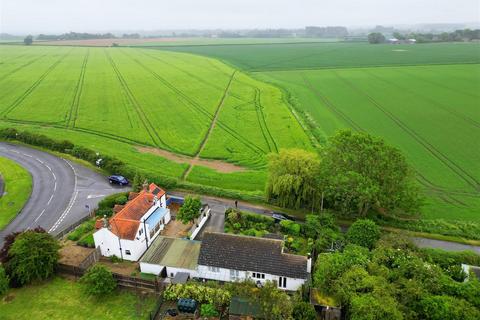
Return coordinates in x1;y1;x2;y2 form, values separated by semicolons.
0;156;32;229
0;277;156;320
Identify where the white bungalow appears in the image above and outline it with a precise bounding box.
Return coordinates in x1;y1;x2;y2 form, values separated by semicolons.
93;183;171;261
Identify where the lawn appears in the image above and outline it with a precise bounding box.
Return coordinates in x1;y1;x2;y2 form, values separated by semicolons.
0;156;32;229
0;277;156;320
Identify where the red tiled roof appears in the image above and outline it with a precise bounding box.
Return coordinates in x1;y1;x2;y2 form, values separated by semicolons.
113;204;125;213
103;183;165;240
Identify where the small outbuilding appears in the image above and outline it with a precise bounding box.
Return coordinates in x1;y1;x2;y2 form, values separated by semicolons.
140;236;201;279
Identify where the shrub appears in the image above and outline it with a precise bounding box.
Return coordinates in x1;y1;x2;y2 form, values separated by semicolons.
7;230;59;286
346;219;381;249
280;220;301;236
292;301;316;320
97;192;129;211
200;303;219;317
67;220;94;241
80;265;117;296
78;234;95;248
0;266;9;295
95;208;113;217
110;255;122;263
115;195;127;205
163;283;231;308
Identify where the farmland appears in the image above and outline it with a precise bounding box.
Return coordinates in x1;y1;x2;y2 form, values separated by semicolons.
0;40;479;224
155;41;480;222
0;45;311;194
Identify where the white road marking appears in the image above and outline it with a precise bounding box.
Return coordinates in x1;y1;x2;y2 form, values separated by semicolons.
49;159;78;233
34;209;46;223
21;153;33;158
47;194;54;205
87;194;106;199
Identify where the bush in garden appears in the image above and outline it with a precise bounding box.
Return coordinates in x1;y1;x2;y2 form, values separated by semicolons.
163;283;231;309
7;230;59;286
80;265;116;296
346;219;381;249
292;301;316;320
280;220;301;236
77;234;95;248
200;303;219;317
115;195;127;205
0;266;9;295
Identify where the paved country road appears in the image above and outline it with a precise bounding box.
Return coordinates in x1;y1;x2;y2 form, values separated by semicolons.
0;142;129;245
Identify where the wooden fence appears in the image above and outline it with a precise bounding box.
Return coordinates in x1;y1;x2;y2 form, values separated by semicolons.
78;246;101;270
56;262;165;294
54;214;92;240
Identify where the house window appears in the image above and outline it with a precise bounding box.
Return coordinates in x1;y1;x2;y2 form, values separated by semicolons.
252;272;265;279
139;229;143;236
208;266;219;273
230;269;240;279
125;250;131;255
278;276;287;288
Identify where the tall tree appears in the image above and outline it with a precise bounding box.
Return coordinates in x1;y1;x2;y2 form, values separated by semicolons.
266;149;321;209
177;196;202;224
320;130;422;216
368;32;386;44
23;35;33;45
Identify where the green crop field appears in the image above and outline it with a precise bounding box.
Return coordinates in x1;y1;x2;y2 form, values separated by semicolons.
1;41;479;224
0;45;311;194
156;41;480;71
156;41;480;222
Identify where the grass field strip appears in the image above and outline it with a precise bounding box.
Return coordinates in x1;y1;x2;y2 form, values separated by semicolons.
0;53;50;82
332;71;480;193
182;71;237;180
1;49;72;118
249;44;353;72
120;50;267;156
300;72;474;207
254;88;278;152
138;50;248;102
399;66;480;100
66;49;89;128
301;73;363;131
363;69;480;130
104;50;175;151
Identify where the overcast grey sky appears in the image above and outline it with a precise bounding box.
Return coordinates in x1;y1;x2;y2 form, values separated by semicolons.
1;0;479;34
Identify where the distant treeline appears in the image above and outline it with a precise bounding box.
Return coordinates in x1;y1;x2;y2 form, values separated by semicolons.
394;29;480;43
35;32;143;41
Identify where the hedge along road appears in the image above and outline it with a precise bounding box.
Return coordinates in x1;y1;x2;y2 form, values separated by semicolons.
0;142;129;246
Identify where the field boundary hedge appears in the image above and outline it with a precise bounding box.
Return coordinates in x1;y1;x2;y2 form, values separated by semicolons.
0;127;264;203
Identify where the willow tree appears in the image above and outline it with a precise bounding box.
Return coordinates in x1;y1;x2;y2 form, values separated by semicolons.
266;149;321;209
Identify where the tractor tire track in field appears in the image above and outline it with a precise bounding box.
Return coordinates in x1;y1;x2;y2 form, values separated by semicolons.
0;54;49;83
121;50;267;156
254;88;278;153
105;50;175;152
397;67;480;100
365;69;480;129
139;50;247;102
67;49;89;128
300;73;477;201
301;73;363;132
182;71;236;180
333;71;480;192
1;50;72;118
249;44;353;72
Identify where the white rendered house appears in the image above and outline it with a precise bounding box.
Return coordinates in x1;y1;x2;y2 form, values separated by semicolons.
197;232;310;291
93;183;171;261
